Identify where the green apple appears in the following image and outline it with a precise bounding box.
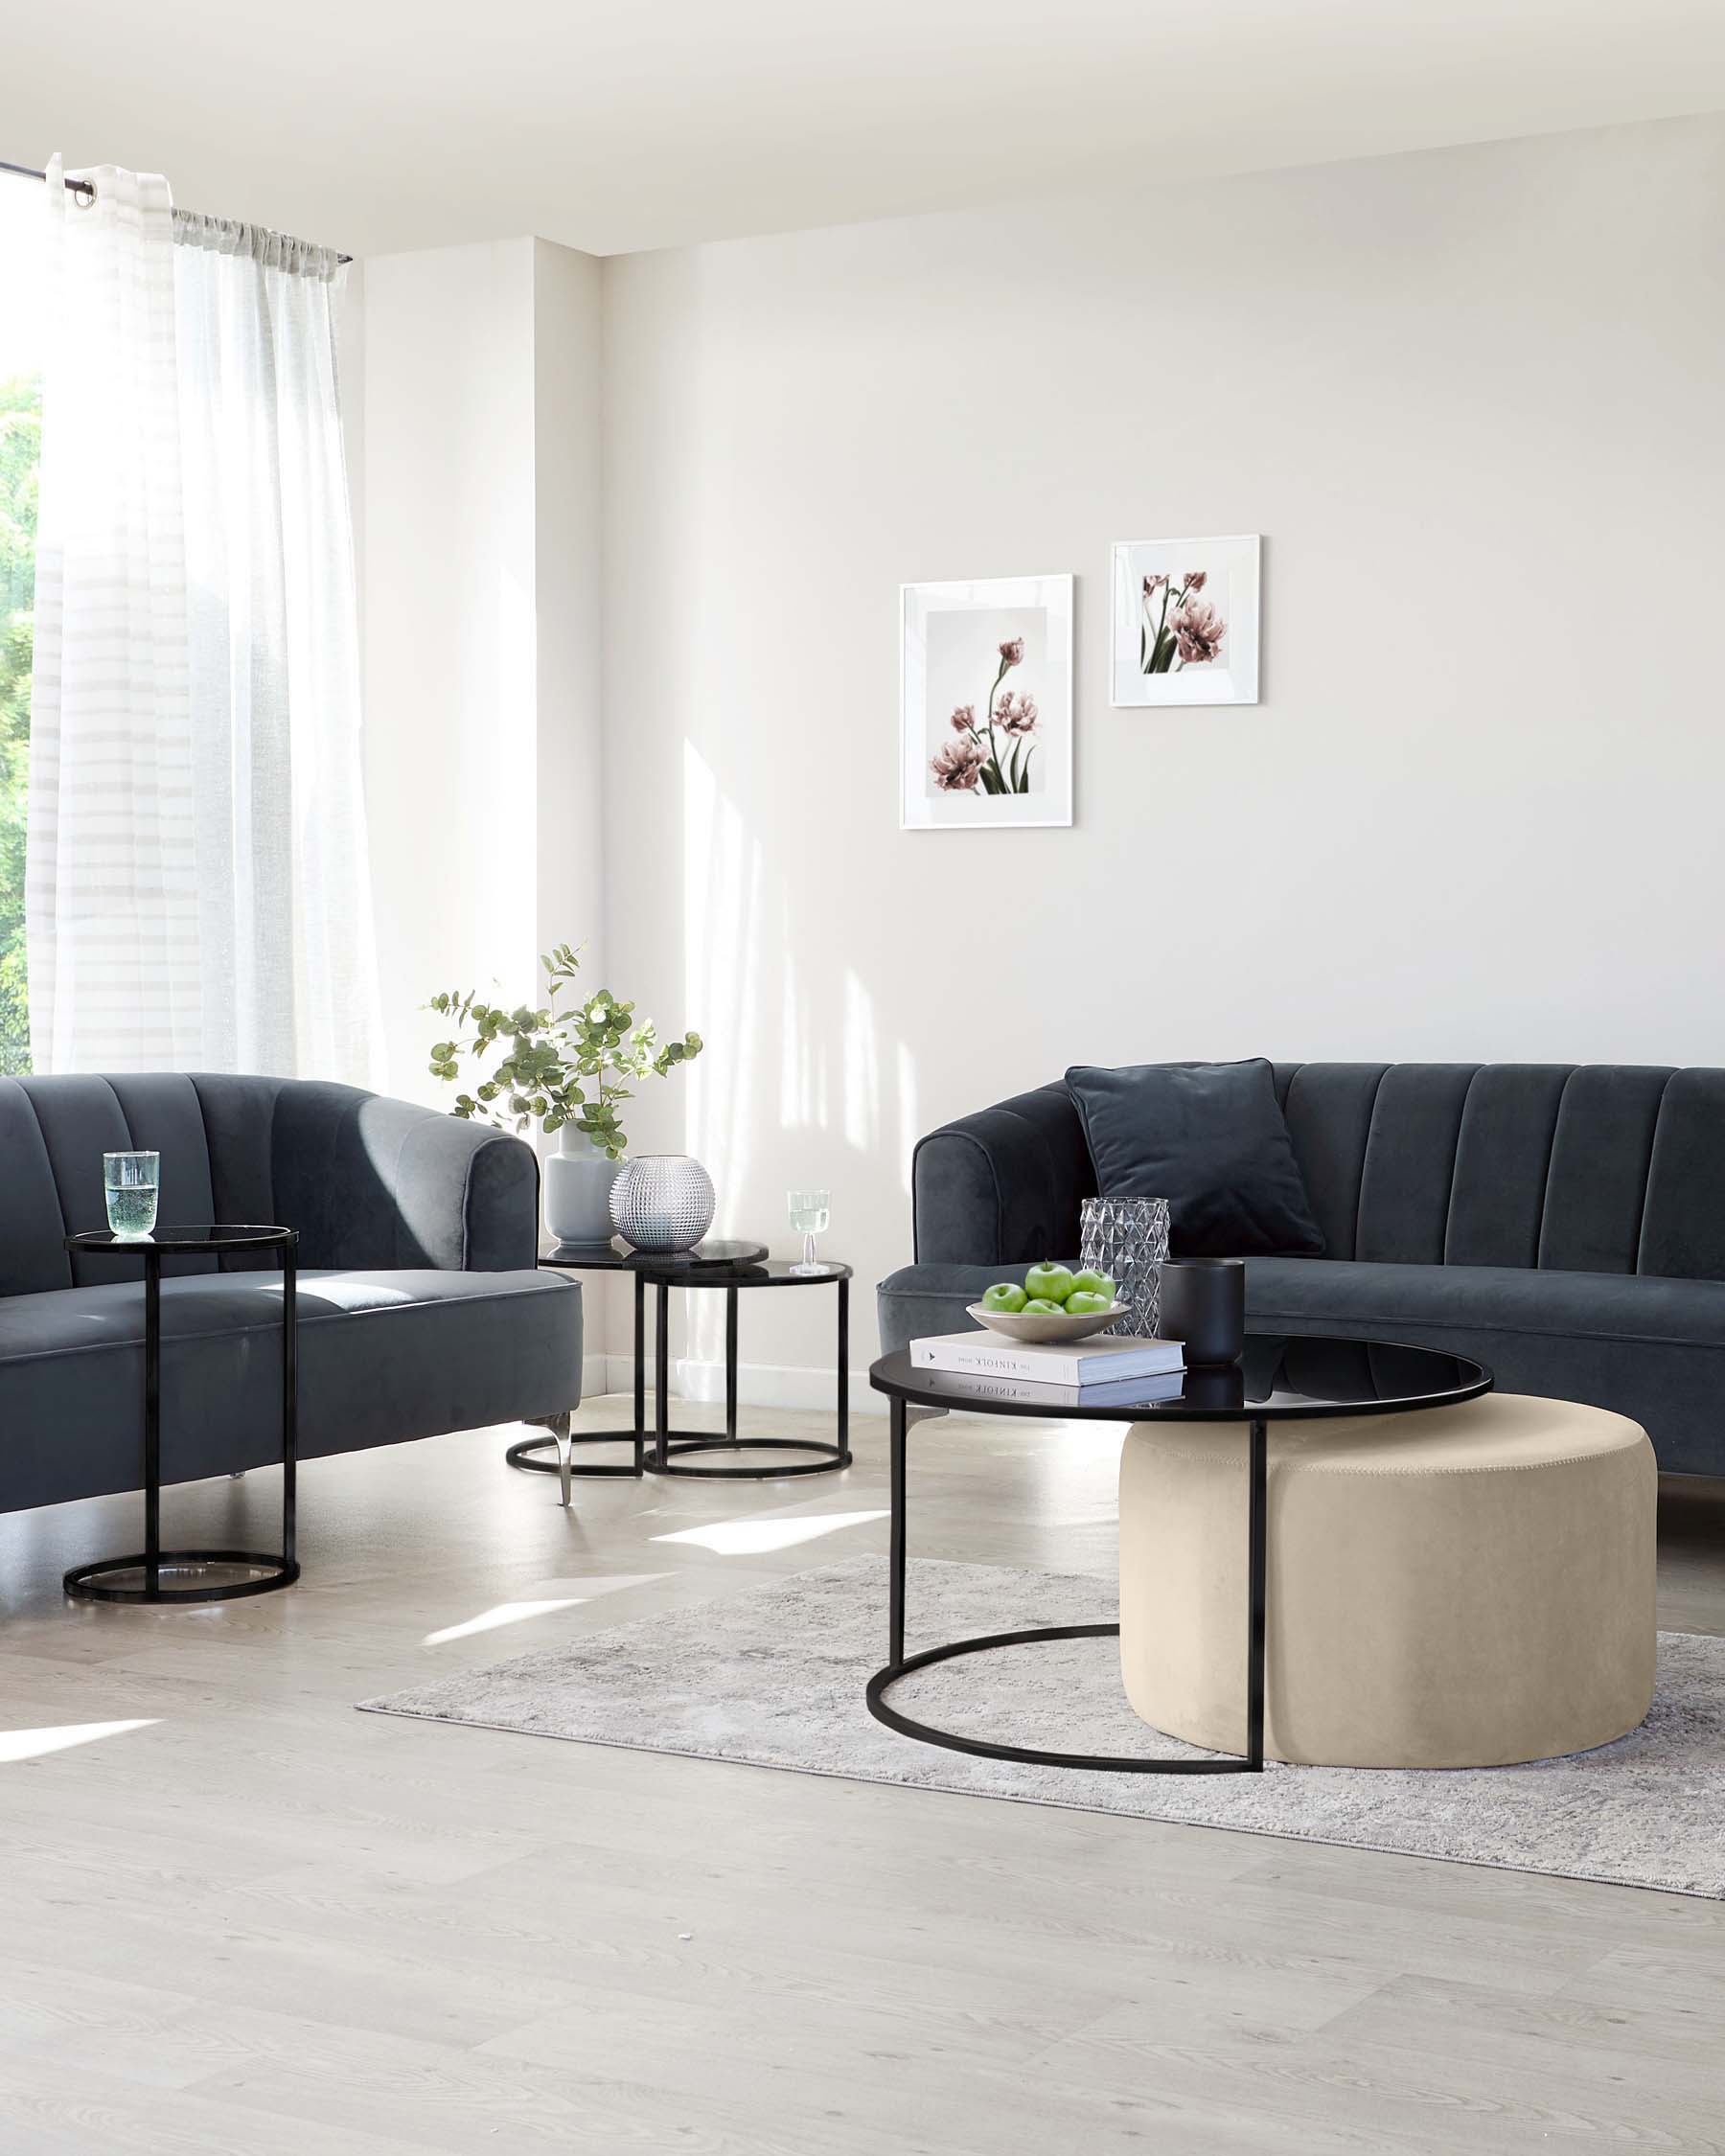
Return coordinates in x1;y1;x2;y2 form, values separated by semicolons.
1022;1297;1064;1316
1064;1291;1113;1316
981;1282;1028;1314
1024;1261;1075;1305
1069;1270;1115;1303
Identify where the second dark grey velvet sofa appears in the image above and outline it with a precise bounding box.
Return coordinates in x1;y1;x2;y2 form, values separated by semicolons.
877;1063;1725;1478
0;1072;581;1516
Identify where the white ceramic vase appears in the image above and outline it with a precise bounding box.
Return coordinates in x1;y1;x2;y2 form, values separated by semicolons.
542;1127;622;1246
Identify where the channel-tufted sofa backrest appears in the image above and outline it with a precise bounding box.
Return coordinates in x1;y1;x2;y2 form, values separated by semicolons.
0;1071;540;1297
1271;1064;1725;1279
910;1063;1725;1279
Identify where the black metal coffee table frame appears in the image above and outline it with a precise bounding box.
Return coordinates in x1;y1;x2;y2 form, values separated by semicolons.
62;1225;300;1605
511;1241;852;1497
866;1337;1492;1776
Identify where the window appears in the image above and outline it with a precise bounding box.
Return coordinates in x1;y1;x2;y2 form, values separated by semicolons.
0;178;42;1073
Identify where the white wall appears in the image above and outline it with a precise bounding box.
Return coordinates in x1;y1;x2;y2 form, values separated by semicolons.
532;241;607;996
596;113;1725;1398
360;238;603;1110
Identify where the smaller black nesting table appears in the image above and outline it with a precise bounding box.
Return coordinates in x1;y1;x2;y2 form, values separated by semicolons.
63;1225;299;1605
511;1240;852;1490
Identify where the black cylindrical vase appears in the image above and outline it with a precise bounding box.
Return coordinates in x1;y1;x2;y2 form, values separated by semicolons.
1159;1257;1245;1366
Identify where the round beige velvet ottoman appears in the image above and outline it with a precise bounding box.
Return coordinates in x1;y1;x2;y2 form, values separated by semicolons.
1118;1393;1656;1769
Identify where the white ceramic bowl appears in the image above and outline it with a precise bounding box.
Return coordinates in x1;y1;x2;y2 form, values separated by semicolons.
966;1299;1129;1344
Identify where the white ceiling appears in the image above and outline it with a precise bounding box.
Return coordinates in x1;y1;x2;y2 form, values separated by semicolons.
10;0;1725;260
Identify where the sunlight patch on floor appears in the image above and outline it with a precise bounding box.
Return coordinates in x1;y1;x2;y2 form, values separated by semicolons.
423;1600;584;1645
422;1573;670;1644
0;1719;159;1763
653;1510;888;1556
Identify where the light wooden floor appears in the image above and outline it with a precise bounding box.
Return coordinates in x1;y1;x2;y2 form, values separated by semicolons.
1;1397;1722;2154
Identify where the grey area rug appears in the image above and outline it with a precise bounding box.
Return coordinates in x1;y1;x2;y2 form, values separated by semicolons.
359;1557;1725;1899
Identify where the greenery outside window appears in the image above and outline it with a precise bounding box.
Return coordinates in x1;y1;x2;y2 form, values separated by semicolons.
0;178;42;1074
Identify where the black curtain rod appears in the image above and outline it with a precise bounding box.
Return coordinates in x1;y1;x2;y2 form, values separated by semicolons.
1;157;94;197
0;157;353;264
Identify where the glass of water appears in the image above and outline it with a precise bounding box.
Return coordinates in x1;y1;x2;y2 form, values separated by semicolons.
787;1187;832;1275
104;1151;160;1240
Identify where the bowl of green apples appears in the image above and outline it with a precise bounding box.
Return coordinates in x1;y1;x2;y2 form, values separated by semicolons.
967;1263;1126;1343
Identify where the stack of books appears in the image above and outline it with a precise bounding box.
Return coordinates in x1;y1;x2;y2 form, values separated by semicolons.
908;1329;1185;1410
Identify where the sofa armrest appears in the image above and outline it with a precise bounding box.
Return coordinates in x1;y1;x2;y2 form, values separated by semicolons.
380;1107;540;1273
912;1082;1094;1266
194;1077;540;1273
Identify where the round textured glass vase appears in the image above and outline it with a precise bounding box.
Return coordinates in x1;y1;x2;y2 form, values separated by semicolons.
609;1154;717;1253
1079;1196;1170;1339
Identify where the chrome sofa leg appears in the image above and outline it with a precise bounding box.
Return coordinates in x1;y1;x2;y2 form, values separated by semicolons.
548;1410;574;1509
519;1411;578;1507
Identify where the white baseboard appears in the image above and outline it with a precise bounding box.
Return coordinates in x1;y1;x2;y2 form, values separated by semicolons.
582;1352;882;1418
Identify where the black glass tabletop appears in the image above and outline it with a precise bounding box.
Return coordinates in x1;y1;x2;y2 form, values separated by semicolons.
637;1258;853;1290
541;1237;769;1272
66;1224;295;1255
870;1335;1491;1422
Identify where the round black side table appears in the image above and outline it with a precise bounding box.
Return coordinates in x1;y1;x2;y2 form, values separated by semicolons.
62;1225;300;1605
643;1259;852;1480
510;1240;769;1485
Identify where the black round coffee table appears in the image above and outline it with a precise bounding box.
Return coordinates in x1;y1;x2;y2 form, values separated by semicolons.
867;1334;1491;1775
62;1225;299;1605
512;1240;851;1488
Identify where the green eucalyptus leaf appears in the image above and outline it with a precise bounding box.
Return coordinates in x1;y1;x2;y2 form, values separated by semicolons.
425;941;703;1142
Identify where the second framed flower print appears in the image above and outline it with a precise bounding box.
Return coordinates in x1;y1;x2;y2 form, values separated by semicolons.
1111;534;1260;707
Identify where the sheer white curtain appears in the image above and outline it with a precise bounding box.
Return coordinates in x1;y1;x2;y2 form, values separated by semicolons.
27;161;381;1082
28;160;201;1068
172;213;380;1082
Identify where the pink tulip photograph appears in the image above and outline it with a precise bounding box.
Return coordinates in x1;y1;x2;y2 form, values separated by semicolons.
901;575;1073;831
1110;535;1261;707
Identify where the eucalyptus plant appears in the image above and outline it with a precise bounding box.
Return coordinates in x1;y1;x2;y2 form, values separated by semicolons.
426;943;702;1161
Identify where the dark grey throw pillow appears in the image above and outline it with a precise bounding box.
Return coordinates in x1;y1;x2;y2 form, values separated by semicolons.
1065;1059;1324;1258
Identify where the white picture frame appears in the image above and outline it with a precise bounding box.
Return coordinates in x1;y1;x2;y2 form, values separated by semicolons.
900;573;1074;831
1110;535;1260;707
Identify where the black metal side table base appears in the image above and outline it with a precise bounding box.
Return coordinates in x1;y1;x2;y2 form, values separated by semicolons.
508;1428;850;1481
64;1548;300;1606
653;1434;852;1480
865;1623;1259;1775
61;1224;300;1607
645;1270;851;1482
507;1429;659;1479
516;1258;854;1495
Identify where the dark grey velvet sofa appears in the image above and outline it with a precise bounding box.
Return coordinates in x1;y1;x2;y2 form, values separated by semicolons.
878;1063;1725;1477
1;1073;581;1514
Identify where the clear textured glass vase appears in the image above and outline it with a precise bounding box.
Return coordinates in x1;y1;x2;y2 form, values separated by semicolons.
1079;1196;1170;1338
609;1154;716;1253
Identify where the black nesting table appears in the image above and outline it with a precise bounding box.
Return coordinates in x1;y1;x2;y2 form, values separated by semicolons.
62;1225;299;1605
510;1239;851;1495
867;1334;1491;1775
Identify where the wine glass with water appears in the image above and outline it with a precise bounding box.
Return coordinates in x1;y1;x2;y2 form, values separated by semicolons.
787;1187;831;1276
104;1151;160;1240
